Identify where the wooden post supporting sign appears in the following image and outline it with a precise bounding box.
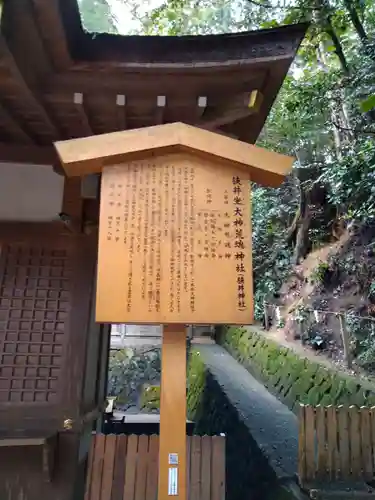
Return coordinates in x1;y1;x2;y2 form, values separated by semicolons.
159;325;187;500
55;122;294;500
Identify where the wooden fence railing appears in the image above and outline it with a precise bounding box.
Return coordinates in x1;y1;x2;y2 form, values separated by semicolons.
298;404;375;486
84;434;225;500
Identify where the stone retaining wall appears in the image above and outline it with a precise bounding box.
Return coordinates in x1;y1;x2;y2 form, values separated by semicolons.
217;326;375;411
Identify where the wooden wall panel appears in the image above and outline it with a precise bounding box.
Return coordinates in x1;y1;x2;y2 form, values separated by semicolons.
0;224;98;427
0;221;98;500
0;243;71;405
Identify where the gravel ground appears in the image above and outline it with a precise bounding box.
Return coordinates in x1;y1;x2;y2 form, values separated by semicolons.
197;344;299;480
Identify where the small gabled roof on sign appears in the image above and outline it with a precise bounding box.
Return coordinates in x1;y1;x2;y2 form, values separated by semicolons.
54;122;294;187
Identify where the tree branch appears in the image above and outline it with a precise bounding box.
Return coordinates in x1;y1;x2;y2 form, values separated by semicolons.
331;120;375;137
246;0;320;10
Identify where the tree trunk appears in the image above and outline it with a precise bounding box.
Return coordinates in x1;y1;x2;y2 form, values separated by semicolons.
290;181;312;265
314;0;350;75
293;208;312;264
325;16;350;75
318;43;352;152
343;0;368;44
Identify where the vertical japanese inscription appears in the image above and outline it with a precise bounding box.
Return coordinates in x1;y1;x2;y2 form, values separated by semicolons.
127;166;137;312
169;165;176;314
189;164;196;313
98;154;252;324
194;170;249;313
149;166;157;312
155;167;162;313
232;176;247;311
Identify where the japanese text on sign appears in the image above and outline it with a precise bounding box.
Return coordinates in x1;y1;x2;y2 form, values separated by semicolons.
96;154;253;324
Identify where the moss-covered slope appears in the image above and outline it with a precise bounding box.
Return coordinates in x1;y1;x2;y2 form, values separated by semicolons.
218;326;375;411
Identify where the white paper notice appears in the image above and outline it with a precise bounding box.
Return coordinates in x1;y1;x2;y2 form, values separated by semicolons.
168;467;178;496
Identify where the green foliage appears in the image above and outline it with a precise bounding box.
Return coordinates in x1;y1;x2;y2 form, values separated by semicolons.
293;304;310;324
345;312;375;369
252;184;296;319
220;326;375;409
187;351;207;419
319;139;375;221
311;261;330;284
131;350;208;419
140;385;161;411
107;348;161;408
361;94;375;113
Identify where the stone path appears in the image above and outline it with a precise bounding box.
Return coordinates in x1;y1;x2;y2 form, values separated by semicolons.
197;344;299;481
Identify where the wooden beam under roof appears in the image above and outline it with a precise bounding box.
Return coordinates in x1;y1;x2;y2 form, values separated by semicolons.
73;93;93;136
115;95;127;131
200;90;263;130
0;102;34;144
155;96;166;125
48;67;268;96
222;64;287;143
0;34;60;144
2;0;54;90
196;96;207;119
31;0;72;71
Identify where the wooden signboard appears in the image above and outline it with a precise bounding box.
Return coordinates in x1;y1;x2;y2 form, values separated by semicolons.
55;123;294;500
96;153;253;325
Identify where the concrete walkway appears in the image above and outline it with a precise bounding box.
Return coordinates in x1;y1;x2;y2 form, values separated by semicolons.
197;344;299;481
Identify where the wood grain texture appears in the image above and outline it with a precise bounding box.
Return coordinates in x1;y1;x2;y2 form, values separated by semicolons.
211;435;225;500
146;435;159;500
101;435;116;500
55;122;294;187
135;435;149;500
360;407;373;480
85;434;226;500
326;406;338;479
349;406;361;477
84;434;96;500
298;405;307;482
338;406;350;478
316;406;327;479
111;435;127;500
304;405;316;482
201;436;212;500
190;436;202;500
91;434;106;500
123;435;138;500
299;405;375;487
158;326;187;500
371;408;375;478
96;154;253;325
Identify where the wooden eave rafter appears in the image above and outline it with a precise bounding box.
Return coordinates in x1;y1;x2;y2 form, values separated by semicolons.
201;90;263;130
31;0;72;71
0;34;59;144
0;102;34;144
55;122;295;187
